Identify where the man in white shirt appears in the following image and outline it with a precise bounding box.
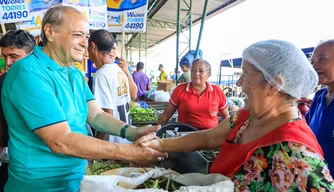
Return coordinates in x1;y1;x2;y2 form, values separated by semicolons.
88;29;138;143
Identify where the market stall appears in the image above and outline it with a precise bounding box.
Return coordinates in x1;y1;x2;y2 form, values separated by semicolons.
83;122;234;191
83;163;234;191
0;0;246;191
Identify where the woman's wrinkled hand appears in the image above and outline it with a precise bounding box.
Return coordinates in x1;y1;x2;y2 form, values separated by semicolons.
134;125;161;141
134;132;164;152
140;137;164;152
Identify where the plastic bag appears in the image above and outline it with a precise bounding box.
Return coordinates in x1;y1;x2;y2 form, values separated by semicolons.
154;91;170;102
180;50;203;68
146;88;157;101
80;167;234;192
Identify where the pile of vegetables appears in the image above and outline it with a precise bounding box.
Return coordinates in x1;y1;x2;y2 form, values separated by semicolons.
135;176;183;191
226;97;245;111
86;161;127;175
229;97;245;108
130;106;159;122
199;149;220;161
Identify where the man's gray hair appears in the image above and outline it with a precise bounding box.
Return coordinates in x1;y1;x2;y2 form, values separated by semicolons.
40;6;82;46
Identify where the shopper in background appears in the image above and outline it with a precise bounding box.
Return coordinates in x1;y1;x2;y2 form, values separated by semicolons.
177;62;191;83
170;68;181;83
158;64;167;80
89;29;136;144
306;39;334;175
0;29;35;192
109;37;138;100
178;50;202;83
158;59;229;130
0;30;35;71
132;62;151;100
1;6;165;192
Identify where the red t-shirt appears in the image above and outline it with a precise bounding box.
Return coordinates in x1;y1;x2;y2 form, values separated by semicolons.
170;82;227;130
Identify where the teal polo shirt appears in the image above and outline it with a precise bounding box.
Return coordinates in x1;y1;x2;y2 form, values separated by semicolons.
2;46;95;192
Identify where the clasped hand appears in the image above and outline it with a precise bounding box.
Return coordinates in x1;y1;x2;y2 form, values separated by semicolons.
130;132;166;167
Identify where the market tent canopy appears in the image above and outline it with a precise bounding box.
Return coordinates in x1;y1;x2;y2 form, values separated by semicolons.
220;47;315;68
220;58;242;68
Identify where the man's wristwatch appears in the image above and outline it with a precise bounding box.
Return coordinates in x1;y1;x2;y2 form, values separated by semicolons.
120;124;130;139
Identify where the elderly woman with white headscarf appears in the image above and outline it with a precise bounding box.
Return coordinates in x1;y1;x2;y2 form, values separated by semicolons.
139;40;334;191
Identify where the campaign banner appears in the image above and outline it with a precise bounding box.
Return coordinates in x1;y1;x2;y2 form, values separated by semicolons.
16;0;107;36
16;0;62;36
0;0;30;24
63;0;107;30
107;0;148;33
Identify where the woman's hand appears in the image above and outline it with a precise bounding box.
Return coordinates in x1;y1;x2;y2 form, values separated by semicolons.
135;132;164;152
133;125;161;141
128;137;166;167
140;137;164;152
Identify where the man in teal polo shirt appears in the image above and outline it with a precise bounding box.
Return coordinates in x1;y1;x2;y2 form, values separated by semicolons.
2;6;166;192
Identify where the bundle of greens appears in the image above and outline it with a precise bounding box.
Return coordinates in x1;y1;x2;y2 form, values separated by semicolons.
130;106;159;122
135;176;184;191
86;161;127;175
199;149;220;161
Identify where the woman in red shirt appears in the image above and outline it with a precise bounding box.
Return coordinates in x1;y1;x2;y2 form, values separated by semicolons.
158;59;229;130
141;40;334;191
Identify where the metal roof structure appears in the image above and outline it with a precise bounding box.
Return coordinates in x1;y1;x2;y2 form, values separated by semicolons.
0;0;246;51
124;0;246;50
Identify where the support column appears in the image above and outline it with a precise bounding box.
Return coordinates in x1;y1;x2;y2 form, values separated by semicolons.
145;27;148;74
195;0;209;58
175;0;181;85
175;0;193;85
139;33;141;62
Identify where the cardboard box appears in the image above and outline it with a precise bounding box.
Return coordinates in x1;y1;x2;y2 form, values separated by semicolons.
157;80;174;92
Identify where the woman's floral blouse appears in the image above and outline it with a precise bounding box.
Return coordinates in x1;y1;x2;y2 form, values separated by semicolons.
231;141;334;192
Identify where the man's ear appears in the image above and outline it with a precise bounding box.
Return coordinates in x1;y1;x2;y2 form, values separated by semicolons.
43;23;55;43
89;41;97;52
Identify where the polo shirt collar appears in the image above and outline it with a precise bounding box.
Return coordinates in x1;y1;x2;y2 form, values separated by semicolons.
186;81;213;94
32;46;63;71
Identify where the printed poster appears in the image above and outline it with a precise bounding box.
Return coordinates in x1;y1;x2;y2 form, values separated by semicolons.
0;0;30;23
15;0;62;36
63;0;107;30
107;0;148;33
16;0;107;36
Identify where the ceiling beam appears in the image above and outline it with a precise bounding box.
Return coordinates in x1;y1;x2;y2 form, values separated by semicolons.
147;0;245;49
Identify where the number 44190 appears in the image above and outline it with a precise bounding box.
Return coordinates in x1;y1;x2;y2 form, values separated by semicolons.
2;11;28;20
125;23;144;29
